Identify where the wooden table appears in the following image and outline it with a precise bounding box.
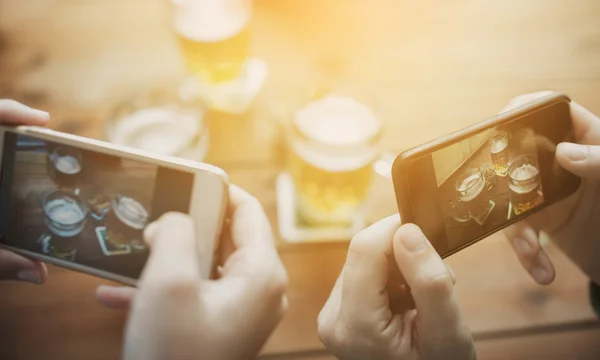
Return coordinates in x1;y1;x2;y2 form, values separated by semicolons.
1;0;600;359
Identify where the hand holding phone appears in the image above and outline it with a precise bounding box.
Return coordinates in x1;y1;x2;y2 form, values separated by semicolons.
318;216;475;360
0;102;228;286
503;92;600;286
392;92;581;258
105;186;288;360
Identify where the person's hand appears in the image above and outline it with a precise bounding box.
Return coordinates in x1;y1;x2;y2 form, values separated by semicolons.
318;216;475;360
0;99;49;284
503;91;600;286
97;185;288;360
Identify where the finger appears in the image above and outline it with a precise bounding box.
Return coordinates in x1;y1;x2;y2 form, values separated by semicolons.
95;285;136;309
500;91;554;113
392;224;464;338
227;184;275;248
0;249;47;284
556;143;600;179
140;212;201;284
446;264;457;284
569;101;600;144
317;272;344;332
504;221;555;285
339;214;401;316
0;99;50;126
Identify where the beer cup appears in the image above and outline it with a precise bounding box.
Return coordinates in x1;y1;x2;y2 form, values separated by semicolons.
286;87;382;227
172;0;252;84
489;131;509;177
508;154;544;216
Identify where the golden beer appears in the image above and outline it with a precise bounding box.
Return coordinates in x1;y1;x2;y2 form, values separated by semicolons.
489;131;509;177
173;0;251;84
289;94;381;226
508;155;544;215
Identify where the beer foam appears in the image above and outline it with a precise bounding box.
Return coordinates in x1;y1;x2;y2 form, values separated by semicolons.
510;163;538;181
111;107;201;156
174;0;249;42
458;173;484;202
55;156;81;175
292;141;376;172
490;138;508;154
47;199;86;225
294;94;380;146
114;196;149;230
291;94;379;172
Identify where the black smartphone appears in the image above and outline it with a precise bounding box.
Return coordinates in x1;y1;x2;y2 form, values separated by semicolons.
391;92;581;258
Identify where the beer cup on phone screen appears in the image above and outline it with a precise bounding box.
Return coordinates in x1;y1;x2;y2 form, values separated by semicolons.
48;147;84;188
489;130;509;177
172;0;251;84
508;154;544;216
288;92;382;227
455;167;492;225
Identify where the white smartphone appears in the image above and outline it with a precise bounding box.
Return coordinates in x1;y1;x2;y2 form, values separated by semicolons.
0;126;228;286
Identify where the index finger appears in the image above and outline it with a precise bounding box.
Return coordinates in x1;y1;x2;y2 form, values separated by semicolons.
227;184;275;248
0;99;49;126
339;215;401;320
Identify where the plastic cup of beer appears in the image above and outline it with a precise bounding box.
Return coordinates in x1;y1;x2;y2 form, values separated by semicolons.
172;0;252;84
489;131;509;177
287;90;382;227
508;154;544;216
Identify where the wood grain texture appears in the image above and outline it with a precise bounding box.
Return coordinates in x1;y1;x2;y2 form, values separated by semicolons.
0;0;599;358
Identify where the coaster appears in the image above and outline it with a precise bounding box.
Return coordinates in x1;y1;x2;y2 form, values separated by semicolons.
96;226;132;256
179;58;268;114
471;200;495;226
276;172;365;243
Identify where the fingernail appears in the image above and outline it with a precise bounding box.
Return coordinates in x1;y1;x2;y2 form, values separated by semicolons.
401;231;428;252
558;143;587;162
531;267;550;283
35;110;50;122
16;269;41;284
144;222;158;240
515;237;532;253
446;264;456;283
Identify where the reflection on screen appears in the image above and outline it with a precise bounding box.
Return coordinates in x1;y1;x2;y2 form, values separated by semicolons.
3;134;158;279
432;123;557;251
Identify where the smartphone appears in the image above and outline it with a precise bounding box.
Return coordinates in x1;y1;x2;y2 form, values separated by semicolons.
392;92;581;258
0;126;228;286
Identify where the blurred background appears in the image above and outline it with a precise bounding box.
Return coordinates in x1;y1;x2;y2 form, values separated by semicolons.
1;0;600;359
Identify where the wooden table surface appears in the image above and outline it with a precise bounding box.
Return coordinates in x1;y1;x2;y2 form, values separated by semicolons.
1;0;600;359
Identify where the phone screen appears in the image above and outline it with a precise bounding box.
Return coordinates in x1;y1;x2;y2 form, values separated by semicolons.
0;132;194;281
404;100;581;256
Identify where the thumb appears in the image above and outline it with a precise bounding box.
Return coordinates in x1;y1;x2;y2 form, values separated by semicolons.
392;225;465;340
0;249;47;284
140;213;201;285
556;142;600;179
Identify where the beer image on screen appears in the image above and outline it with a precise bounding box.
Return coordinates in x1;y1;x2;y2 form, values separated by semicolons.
289;94;380;226
508;155;543;216
455;168;493;225
489;131;509;176
174;0;251;83
49;147;83;187
7;134;157;279
433;124;550;250
41;190;88;259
